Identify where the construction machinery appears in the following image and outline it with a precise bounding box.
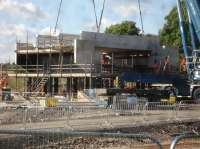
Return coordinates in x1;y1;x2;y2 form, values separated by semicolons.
109;0;200;102
177;0;200;100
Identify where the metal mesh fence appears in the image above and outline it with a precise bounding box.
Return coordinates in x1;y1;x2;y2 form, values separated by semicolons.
0;94;200;148
0;98;200;130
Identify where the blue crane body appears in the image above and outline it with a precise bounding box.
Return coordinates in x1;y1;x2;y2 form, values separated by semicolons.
176;0;200;100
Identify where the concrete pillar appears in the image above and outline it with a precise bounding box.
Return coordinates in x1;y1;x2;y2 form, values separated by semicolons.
66;77;70;98
77;77;80;91
89;77;92;89
131;55;134;69
52;77;55;95
58;78;65;95
100;53;103;73
47;77;52;96
24;77;26;93
84;77;86;89
27;78;32;92
112;52;114;74
86;77;89;89
109;78;112;88
15;74;18;92
58;78;61;95
71;77;73;100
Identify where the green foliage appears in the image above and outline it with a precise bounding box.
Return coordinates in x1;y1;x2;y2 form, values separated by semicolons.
105;21;140;36
159;1;190;50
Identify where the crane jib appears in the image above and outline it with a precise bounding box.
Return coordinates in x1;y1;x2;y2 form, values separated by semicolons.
177;0;189;58
177;0;200;81
186;0;200;42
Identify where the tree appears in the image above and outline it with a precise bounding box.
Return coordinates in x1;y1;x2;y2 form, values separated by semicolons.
105;21;140;36
159;2;190;50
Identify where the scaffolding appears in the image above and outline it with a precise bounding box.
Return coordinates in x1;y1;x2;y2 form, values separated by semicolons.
14;33;94;99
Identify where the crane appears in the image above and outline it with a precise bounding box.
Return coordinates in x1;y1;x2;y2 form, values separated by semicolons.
137;0;144;34
113;0;200;102
54;0;63;34
177;0;200;100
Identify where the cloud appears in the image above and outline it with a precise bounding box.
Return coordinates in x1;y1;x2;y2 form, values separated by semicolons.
0;22;38;53
0;0;50;20
0;21;39;63
0;22;34;63
0;41;16;63
100;18;116;30
82;18;116;32
0;23;26;36
39;27;60;36
113;4;139;17
0;43;7;49
107;0;150;18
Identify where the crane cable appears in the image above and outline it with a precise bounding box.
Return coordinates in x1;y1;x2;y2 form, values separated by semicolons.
98;0;106;32
92;0;99;32
91;0;106;32
138;0;144;34
54;0;63;34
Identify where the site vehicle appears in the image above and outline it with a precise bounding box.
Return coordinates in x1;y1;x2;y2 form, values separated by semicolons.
109;0;200;102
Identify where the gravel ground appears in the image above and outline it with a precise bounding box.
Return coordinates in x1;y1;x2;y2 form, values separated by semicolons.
0;136;159;149
0;121;200;149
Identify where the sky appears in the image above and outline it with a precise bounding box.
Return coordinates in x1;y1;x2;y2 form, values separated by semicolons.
0;0;176;63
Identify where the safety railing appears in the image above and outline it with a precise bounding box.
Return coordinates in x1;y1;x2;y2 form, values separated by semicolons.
7;64;96;74
170;133;200;149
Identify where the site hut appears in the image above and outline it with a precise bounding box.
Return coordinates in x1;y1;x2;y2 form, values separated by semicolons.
14;31;179;98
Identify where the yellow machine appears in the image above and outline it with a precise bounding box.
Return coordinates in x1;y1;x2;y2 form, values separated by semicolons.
46;98;58;107
169;93;176;104
161;93;176;104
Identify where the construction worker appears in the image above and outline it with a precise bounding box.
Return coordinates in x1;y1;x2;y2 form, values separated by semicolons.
163;56;171;73
180;57;186;72
41;84;45;96
0;79;3;89
152;59;161;74
0;73;8;89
